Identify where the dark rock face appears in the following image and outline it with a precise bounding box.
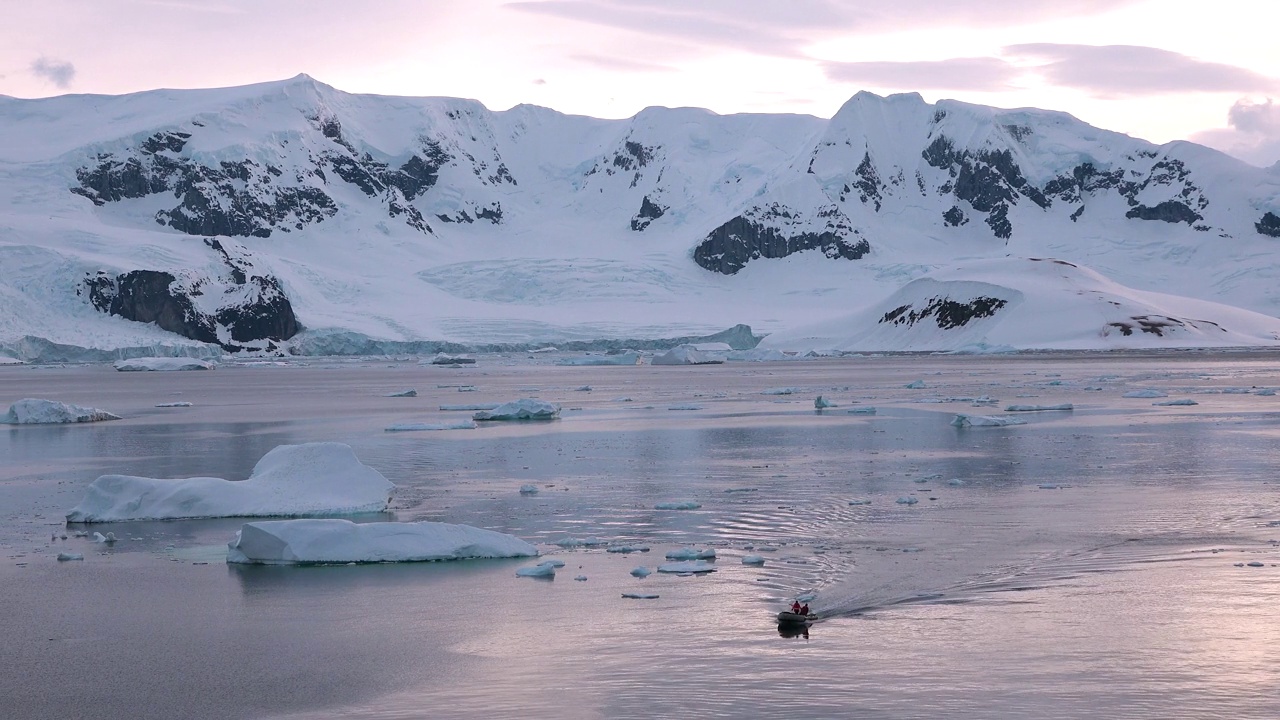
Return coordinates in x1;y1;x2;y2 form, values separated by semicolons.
1125;200;1202;225
694;206;871;275
943;206;968;227
83;239;299;351
880;296;1008;330
630;195;668;231
1256;211;1280;238
922;136;1045;241
853;152;884;211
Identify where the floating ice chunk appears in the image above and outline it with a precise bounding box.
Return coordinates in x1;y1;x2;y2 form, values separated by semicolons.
556;353;638;366
653;345;723;366
1247;561;1265;567
612;397;634;402
516;561;557;578
761;387;800;395
92;532;117;543
226;519;538;565
1123;389;1167;398
1153;399;1198;406
1004;404;1073;412
847;407;877;415
947;478;965;486
385;421;477;432
607;545;650;554
665;548;715;560
3;398;121;425
428;353;475;365
742;555;766;565
814;396;836;409
1255;388;1277;396
67;443;393;522
622;592;659;599
574;575;588;581
657;561;717;573
541;558;567;568
554;537;607;548
155;401;193;408
895;496;919;505
951;414;1026;427
847;499;872;505
972;396;998;405
655;501;701;510
473;399;560;421
1037;483;1063;490
630;566;652;578
904;380;926;389
456;386;477;392
667;404;703;411
385;388;418;397
574;385;592;392
113;357;215;372
440;403;500;411
519;484;539;494
56;552;84;561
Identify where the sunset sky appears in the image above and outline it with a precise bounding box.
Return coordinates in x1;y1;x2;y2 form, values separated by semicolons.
3;0;1278;166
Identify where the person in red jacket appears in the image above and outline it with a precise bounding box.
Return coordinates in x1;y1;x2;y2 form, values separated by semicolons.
800;604;809;615
791;600;802;614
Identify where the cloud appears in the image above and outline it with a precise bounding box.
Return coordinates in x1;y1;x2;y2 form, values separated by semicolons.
533;78;547;85
1006;44;1278;96
824;57;1019;91
507;0;1138;58
30;57;76;88
1192;98;1280;168
570;53;674;72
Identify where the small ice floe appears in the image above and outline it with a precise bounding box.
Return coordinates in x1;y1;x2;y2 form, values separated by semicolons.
1037;483;1064;490
972;396;998;405
385;421;477;432
1004;403;1073;412
1247;561;1265;567
847;499;872;505
1254;388;1277;396
574;575;588;581
68;443;393;522
742;555;766;565
114;357;216;372
724;487;758;493
456;386;477;393
519;484;539;494
1153;399;1198;406
612;397;634;402
92;532;117;543
516;561;558;578
947;478;965;486
554;537;607;548
761;387;800;396
3;399;121;425
473;399;560;421
652;345;723;365
440;403;500;411
556;353;639;366
657;561;716;573
895;496;919;505
630;566;653;578
429;353;476;365
56;552;84;561
665;548;715;560
951;414;1025;427
574;385;592;392
385;389;418;397
622;592;659;599
904;380;926;389
226;519;538;564
847;407;877;415
814;396;836;409
667;404;703;411
155;401;194;408
655;501;701;510
1123;389;1168;398
541;559;567;568
607;545;650;554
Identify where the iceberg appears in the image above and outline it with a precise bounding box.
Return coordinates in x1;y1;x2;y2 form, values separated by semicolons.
652;345;723;366
155;401;193;408
741;555;766;565
473;399;560;421
113;357;215;371
1004;404;1073;412
384;421;477;431
657;561;717;573
67;442;393;522
1123;389;1168;398
607;545;650;553
385;388;418;397
951;414;1026;427
519;484;539;494
0;355;25;365
904;380;927;389
3;398;120;424
622;592;660;599
722;348;792;362
555;353;639;366
630;566;653;577
428;353;475;365
896;496;919;505
665;547;715;560
654;501;701;510
667;404;703;411
516;560;558;578
56;552;84;561
226;519;538;564
1153;399;1199;406
814;395;836;409
761;387;800;395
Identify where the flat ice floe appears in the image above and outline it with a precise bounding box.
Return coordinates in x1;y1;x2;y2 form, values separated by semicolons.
385;388;417;397
1154;399;1199;406
113;357;216;371
951;414;1026;427
654;501;701;510
657;561;717;573
2;398;121;424
473;399;560;421
555;353;638;366
665;547;715;560
66;442;393;522
516;560;559;578
440;403;500;411
1004;403;1073;412
384;421;477;431
225;519;537;564
1123;389;1168;398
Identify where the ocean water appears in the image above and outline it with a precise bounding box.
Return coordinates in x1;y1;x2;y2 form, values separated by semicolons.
2;354;1278;719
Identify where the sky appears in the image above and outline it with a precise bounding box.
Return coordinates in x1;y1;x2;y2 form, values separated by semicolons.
3;0;1279;166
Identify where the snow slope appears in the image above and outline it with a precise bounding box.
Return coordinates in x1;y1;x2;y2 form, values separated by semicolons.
3;75;1280;357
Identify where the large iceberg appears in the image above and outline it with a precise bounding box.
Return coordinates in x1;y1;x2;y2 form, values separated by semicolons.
66;442;393;522
651;345;724;366
113;357;216;371
226;519;538;564
3;398;120;424
473;399;561;421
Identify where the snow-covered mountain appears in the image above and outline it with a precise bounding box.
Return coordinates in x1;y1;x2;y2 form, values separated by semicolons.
2;74;1280;359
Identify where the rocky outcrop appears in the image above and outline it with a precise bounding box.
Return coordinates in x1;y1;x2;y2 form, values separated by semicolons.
1125;200;1203;225
82;239;299;351
880;296;1008;330
1257;211;1280;238
694;204;870;275
630;195;667;231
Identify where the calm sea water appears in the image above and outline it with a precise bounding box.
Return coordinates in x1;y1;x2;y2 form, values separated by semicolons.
2;354;1278;719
